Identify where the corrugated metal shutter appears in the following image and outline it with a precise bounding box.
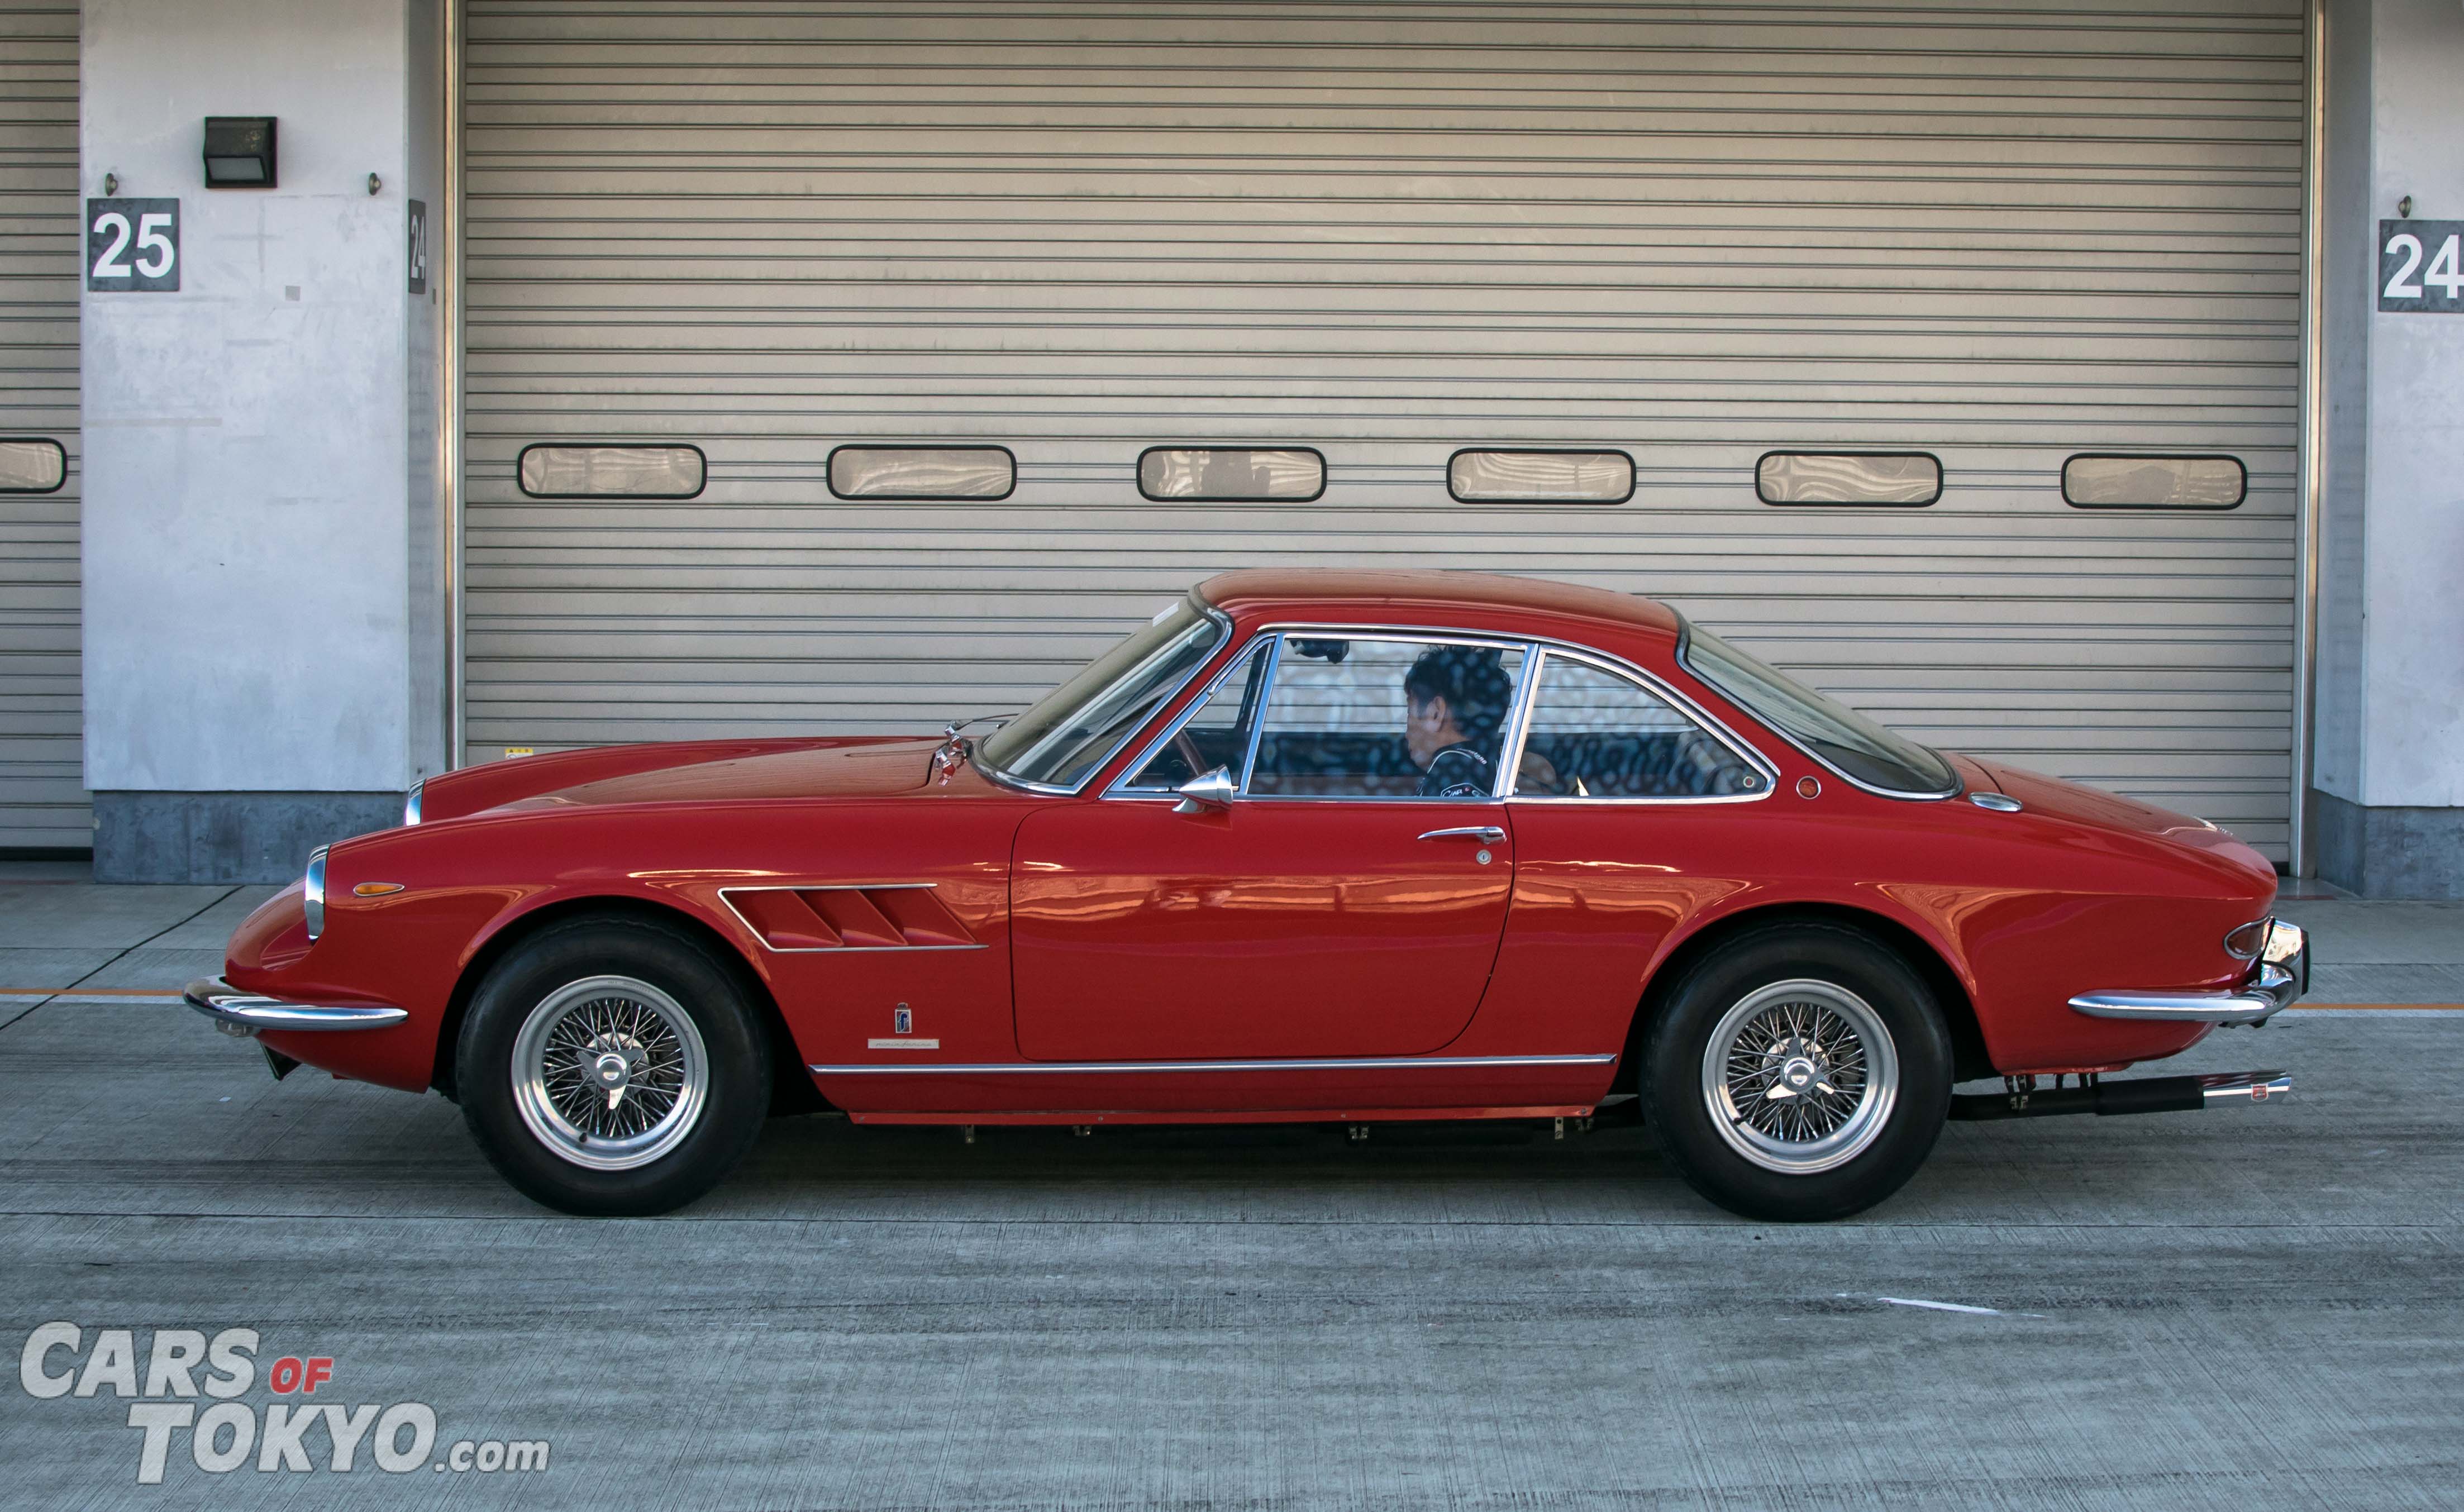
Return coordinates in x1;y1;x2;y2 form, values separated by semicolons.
0;2;85;850
463;1;2305;860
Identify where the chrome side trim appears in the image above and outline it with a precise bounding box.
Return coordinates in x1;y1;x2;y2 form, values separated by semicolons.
185;976;408;1034
2070;923;2308;1026
403;779;423;827
807;1052;1620;1076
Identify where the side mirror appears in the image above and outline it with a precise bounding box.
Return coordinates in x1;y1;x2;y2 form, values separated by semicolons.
1173;766;1237;814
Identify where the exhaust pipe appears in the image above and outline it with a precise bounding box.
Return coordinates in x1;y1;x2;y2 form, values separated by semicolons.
1950;1070;2289;1122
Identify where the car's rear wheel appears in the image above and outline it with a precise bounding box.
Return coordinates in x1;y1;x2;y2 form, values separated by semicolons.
458;918;769;1216
1641;923;1950;1221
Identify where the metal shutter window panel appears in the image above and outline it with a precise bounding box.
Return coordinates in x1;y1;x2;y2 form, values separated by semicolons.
2063;455;2249;509
1448;450;1636;504
1757;453;1944;507
0;2;85;848
518;444;707;500
462;2;2304;860
1139;447;1326;502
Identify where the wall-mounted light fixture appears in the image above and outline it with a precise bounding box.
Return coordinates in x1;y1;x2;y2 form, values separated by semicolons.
202;117;277;188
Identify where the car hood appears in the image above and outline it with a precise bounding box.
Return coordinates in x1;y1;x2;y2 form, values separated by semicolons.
503;737;945;810
1971;757;2276;886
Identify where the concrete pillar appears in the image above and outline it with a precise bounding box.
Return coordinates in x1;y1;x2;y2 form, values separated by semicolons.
80;0;443;881
2311;0;2464;898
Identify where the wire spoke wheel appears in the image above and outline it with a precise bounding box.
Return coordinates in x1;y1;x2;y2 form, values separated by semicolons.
1700;978;1899;1175
511;975;708;1172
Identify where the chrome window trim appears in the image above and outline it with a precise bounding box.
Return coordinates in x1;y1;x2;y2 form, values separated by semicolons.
1088;618;1777;808
716;883;989;955
1500;646;1779;805
1105;635;1276;797
1672;616;1960;803
975;602;1235;796
1236;632;1286;790
809;1052;1619;1076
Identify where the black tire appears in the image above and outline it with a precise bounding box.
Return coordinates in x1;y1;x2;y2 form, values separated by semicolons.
1640;923;1951;1222
457;917;770;1216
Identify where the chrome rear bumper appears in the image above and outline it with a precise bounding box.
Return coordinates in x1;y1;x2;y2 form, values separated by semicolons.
2069;920;2308;1027
184;976;408;1035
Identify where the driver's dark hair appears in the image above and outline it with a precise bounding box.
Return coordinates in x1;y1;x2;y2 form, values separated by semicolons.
1404;645;1513;748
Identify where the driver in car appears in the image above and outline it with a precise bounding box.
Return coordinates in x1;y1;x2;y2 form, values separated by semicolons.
1403;646;1514;798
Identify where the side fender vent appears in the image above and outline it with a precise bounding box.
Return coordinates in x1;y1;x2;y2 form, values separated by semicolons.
721;885;979;953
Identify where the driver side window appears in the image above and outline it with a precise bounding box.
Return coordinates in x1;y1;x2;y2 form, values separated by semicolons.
1250;637;1529;799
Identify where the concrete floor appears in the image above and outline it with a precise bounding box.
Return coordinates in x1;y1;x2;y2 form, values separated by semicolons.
1;875;2459;1509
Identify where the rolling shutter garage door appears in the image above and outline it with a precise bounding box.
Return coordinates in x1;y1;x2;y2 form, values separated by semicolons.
464;1;2304;860
0;1;85;850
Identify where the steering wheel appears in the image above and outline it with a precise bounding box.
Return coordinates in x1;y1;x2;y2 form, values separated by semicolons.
1171;728;1210;780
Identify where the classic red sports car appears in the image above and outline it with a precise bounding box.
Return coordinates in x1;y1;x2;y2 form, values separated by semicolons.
188;570;2304;1220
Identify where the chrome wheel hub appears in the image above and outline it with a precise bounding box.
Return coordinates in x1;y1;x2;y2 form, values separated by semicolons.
511;976;708;1171
1701;979;1900;1175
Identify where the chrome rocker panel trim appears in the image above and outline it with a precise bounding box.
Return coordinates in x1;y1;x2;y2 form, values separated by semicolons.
810;1052;1619;1076
2069;922;2308;1027
184;976;409;1034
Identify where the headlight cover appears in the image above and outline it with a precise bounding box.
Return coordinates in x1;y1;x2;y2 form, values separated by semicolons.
303;846;329;941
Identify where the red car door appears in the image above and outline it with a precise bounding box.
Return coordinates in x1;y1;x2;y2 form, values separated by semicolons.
1010;632;1529;1062
1011;801;1514;1061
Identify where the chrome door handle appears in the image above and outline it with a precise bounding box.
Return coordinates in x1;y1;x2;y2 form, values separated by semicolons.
1418;825;1505;844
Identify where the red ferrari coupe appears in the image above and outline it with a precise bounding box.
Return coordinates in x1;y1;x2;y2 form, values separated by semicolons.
189;570;2304;1220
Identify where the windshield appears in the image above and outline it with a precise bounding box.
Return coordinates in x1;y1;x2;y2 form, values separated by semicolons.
976;594;1228;790
1677;620;1958;798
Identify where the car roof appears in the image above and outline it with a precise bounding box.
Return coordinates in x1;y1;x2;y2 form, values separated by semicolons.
1195;569;1684;643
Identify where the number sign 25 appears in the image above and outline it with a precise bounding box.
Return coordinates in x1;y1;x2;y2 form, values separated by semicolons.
2381;220;2464;313
87;198;179;292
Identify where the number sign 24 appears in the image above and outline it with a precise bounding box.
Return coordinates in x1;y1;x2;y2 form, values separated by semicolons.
87;198;179;292
2381;220;2464;313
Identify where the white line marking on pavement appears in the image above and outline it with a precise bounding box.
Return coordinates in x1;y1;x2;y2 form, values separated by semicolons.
1877;1296;2046;1318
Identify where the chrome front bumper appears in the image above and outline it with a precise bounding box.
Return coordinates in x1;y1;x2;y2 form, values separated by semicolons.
184;976;408;1036
2069;920;2309;1027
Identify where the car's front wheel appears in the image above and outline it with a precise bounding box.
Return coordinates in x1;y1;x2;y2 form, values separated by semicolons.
458;918;770;1215
1641;923;1951;1221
